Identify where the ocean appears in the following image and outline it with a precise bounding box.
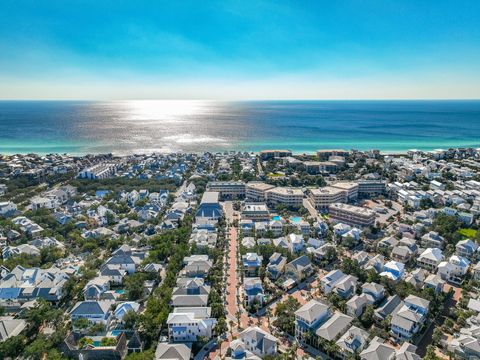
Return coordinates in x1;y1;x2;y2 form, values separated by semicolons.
1;100;480;155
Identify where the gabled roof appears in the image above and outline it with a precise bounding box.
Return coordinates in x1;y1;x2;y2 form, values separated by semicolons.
70;300;112;316
360;336;395;360
155;343;191;360
0;317;27;341
295;299;329;323
286;255;312;270
315;312;353;341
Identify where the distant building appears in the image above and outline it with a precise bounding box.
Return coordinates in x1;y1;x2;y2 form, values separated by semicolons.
260;150;292;161
78;163;117;180
316;149;349;160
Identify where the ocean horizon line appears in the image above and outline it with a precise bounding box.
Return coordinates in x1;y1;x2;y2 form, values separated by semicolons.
1;98;480;102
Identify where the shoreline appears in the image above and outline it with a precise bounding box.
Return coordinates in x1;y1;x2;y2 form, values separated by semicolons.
1;145;479;158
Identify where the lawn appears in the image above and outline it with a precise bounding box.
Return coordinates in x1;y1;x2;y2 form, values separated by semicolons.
458;228;477;238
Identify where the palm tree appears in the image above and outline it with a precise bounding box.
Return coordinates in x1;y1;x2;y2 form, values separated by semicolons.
266;308;272;330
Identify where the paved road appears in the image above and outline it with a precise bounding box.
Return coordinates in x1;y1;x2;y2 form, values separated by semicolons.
303;197;320;221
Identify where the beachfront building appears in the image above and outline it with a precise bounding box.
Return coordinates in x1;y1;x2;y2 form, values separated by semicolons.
206;181;245;199
77;163;117;180
328;203;376;227
245;182;276;202
266;187;303;208
260;150;292;161
316;149;349;160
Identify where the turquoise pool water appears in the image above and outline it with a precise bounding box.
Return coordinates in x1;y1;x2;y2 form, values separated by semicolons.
271;215;282;221
115;289;125;294
110;330;123;336
290;217;303;224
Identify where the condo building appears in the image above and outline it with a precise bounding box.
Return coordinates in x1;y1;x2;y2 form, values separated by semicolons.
245;182;276;202
308;187;346;209
241;203;270;221
357;180;387;197
266;187;304;208
328;203;376;227
206;181;246;199
77;163;117;180
260;150;292;161
331;182;359;201
316;149;349;161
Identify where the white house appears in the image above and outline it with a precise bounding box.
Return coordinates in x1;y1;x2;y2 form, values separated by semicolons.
438;255;470;284
167;307;216;342
417;248;444;271
238;326;278;358
391;295;429;341
0;201;17;216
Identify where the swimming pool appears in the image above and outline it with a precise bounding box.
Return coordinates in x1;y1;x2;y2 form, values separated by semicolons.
115;289;125;294
290;216;303;224
271;215;282;221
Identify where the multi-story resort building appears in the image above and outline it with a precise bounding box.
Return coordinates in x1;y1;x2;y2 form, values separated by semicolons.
241;203;270;221
266;187;304;208
332;182;359;201
328;203;376;227
260;150;292;161
304;161;340;174
357;180;387;197
206;181;246;199
308;187;346;209
316;149;349;160
245;182;276;202
77;163;117;180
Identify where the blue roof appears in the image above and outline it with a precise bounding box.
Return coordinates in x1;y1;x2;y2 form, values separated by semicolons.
95;190;110;197
0;288;21;299
245;288;263;296
195;203;222;219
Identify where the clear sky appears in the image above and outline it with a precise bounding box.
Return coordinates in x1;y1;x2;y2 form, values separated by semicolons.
1;0;480;100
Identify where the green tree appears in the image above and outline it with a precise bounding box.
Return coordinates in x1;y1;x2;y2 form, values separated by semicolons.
273;296;301;335
123;310;139;329
360;304;375;328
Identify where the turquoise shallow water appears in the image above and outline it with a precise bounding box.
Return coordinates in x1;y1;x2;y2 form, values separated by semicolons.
1;100;479;155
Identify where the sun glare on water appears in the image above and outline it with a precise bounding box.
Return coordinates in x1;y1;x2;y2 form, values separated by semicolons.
124;100;208;121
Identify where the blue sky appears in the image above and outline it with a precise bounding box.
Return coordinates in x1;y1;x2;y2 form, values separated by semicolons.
1;0;480;99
